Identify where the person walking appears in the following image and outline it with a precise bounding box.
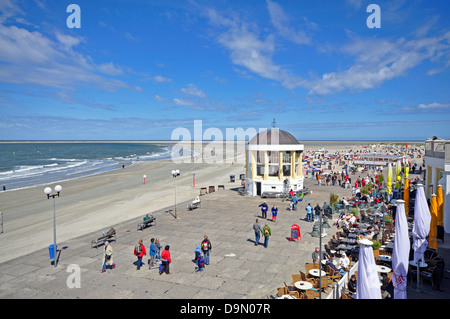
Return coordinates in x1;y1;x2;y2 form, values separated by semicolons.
134;239;146;270
159;245;171;275
148;238;158;269
259;201;268;219
314;203;322;221
155;238;162;261
271;205;278;222
253;218;262;246
101;241;115;273
201;235;212;265
262;223;271;248
305;203;313;222
194;245;204;272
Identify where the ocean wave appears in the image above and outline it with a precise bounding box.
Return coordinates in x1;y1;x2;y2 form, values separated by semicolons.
0;143;174;190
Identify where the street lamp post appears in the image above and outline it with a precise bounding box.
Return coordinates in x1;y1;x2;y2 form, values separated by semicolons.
44;185;62;267
171;170;180;218
318;208;323;300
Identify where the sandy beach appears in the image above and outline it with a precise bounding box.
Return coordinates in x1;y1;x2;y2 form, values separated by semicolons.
0;141;421;264
0;146;245;263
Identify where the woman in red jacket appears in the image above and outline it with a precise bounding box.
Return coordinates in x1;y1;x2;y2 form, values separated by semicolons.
134;239;146;270
159;245;171;275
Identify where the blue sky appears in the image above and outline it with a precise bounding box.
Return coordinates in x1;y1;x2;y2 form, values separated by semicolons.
0;0;449;141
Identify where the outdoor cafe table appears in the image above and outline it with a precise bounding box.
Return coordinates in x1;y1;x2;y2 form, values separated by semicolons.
277;295;296;299
294;281;313;290
309;269;326;277
340;238;357;244
377;255;392;263
337;244;353;251
375;265;391;273
409;260;428;268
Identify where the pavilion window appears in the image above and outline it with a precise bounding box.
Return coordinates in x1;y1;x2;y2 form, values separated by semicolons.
282;151;291;164
256;165;265;177
282;164;291;176
268;151;279;177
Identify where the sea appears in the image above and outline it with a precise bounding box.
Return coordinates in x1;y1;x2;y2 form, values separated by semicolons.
0;142;172;191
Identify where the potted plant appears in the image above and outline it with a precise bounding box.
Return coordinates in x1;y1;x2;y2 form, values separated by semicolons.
372;240;381;251
329;193;339;214
350;208;359;217
384;214;393;231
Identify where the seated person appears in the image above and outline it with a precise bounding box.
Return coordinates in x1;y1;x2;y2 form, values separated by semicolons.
348;274;357;296
339;252;350;269
105;227;115;237
143;214;151;222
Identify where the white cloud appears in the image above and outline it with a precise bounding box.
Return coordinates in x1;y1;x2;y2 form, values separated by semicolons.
181;83;206;98
306;31;450;95
204;7;306;90
97;62;124;76
152;75;172;83
266;0;311;45
0;23;132;92
401;102;450;112
418;102;450;109
55;32;83;48
154;94;168;102
173;98;194;106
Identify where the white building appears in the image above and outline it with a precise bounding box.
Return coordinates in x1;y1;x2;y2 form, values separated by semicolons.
424;137;450;233
244;128;304;197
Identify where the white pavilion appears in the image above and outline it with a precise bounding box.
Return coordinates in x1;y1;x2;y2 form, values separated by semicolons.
244;128;304;197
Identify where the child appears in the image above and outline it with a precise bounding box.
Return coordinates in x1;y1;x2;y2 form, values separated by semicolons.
195;255;205;272
271;205;278;222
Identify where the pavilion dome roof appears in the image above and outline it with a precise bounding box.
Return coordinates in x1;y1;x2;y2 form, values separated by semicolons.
249;129;300;145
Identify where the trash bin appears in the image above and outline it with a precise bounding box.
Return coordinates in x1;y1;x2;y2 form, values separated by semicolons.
49;244;57;259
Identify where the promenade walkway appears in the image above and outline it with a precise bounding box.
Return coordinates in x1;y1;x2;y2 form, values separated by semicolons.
0;177;448;299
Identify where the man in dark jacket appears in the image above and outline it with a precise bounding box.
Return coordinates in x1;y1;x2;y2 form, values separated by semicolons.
201;235;212;265
259;201;268;219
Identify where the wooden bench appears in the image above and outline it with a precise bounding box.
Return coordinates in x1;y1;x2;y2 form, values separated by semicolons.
137;214;156;231
91;229;116;249
187;197;201;211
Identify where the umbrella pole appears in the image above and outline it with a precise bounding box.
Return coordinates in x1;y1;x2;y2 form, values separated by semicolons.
416;260;422;291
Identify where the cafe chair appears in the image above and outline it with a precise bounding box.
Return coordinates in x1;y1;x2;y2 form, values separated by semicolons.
315;276;329;291
304;289;320;299
325;265;341;282
341;291;353;299
277;286;288;297
292;273;302;285
299;271;316;284
408;266;418;284
325;244;337;257
284;282;299;299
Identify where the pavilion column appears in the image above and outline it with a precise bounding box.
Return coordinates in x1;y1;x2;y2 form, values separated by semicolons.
291;151;296;179
299;152;303;178
264;151;268;180
245;149;249;178
251;150;256;180
279;151;283;181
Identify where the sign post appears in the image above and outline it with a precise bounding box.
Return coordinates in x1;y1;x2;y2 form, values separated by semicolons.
290;224;301;242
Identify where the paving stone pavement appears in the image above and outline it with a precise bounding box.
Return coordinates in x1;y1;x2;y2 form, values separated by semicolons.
0;177;352;299
1;176;449;300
